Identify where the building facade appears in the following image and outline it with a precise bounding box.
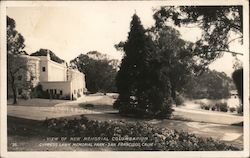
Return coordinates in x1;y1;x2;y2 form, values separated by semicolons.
8;53;86;100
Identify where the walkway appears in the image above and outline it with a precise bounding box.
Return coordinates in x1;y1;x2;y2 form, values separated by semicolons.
7;96;244;148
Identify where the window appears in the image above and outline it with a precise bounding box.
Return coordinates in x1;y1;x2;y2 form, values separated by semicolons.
42;67;46;72
74;90;76;94
54;89;57;94
60;90;63;95
17;75;22;81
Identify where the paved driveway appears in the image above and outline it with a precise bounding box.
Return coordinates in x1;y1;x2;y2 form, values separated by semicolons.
7;96;244;148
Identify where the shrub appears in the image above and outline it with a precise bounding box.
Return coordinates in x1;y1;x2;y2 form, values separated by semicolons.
21;91;30;100
215;102;228;112
175;95;185;106
43;116;240;151
211;106;216;111
232;68;243;104
204;105;210;110
34;84;50;99
77;92;81;98
200;103;205;109
63;94;71;100
229;107;236;113
237;105;243;115
200;103;210;110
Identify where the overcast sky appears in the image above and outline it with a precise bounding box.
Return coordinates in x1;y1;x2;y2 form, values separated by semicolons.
7;2;244;76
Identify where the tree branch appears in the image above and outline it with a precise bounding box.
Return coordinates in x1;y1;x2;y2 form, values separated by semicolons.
226;36;243;45
215;49;243;55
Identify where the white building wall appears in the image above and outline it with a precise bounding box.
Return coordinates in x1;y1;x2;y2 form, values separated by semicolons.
37;54;67;82
68;69;87;99
40;81;72;97
15;53;87;100
38;56;49;82
47;60;67;81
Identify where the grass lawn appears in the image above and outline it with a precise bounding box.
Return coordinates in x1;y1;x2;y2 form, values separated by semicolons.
7;116;111;151
8;98;70;107
8;115;242;151
7;94;244;151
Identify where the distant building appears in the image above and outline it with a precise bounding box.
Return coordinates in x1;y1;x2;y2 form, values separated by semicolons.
8;53;87;100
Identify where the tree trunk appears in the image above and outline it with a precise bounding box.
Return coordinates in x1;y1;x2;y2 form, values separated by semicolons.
11;74;17;104
171;86;176;102
12;88;17;104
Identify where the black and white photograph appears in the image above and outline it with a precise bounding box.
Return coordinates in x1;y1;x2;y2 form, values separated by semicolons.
0;0;249;157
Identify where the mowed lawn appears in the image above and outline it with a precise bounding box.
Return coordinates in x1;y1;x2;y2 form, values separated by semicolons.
7;94;244;151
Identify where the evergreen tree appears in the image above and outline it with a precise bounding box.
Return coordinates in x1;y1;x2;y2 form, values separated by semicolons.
114;14;173;118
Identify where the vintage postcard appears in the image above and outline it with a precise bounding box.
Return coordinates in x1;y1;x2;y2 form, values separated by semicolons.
0;0;249;158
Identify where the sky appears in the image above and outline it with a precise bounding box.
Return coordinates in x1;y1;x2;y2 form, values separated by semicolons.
7;2;244;77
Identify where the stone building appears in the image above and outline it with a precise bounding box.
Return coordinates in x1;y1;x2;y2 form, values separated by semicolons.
8;53;87;100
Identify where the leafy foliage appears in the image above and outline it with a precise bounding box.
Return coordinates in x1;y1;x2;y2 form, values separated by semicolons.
183;70;232;99
153;6;243;67
149;25;198;101
44;116;240;151
30;49;65;64
232;68;243;104
114;14;173;118
7;16;33;104
70;51;118;93
7;16;27;55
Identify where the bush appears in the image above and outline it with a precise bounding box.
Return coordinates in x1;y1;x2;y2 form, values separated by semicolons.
215;102;228;112
62;94;71;100
34;84;49;99
237;105;243;115
200;103;210;110
229;107;236;113
77;92;81;98
211;106;216;111
175;95;185;106
232;68;243;104
21;91;30;100
43;116;240;151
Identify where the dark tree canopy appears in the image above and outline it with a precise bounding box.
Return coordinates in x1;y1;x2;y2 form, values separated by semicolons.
149;25;197;101
7;16;32;104
70;51;118;93
30;49;65;64
183;70;232;99
232;68;243;103
7;16;27;55
153;6;243;67
114;14;173;118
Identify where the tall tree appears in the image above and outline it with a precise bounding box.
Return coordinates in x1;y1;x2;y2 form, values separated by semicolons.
70;51;118;93
232;68;243;104
149;26;197;101
114;14;173;118
153;6;243;67
153;6;244;104
7;16;32;104
183;70;232;99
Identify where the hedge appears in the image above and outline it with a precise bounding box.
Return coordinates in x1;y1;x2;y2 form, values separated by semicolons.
43;116;240;151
